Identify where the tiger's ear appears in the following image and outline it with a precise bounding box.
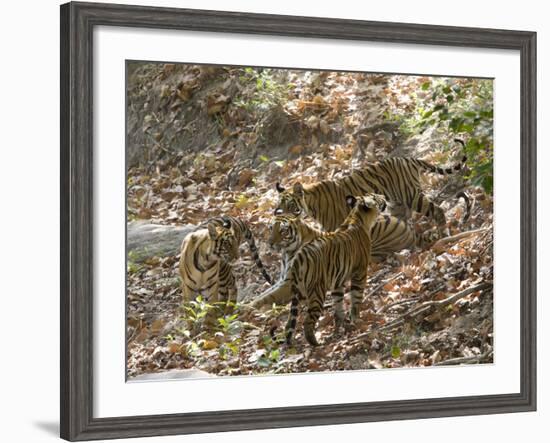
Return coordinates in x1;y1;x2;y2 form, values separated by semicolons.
207;223;218;239
346;195;357;208
221;215;232;228
293;182;304;197
275;182;285;193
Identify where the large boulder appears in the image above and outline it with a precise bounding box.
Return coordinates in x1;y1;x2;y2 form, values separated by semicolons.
127;221;195;262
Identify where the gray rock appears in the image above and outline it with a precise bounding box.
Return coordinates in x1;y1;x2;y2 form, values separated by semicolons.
127;221;195;262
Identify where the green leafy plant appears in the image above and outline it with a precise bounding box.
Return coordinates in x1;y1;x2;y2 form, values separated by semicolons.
182;295;212;321
252;334;283;368
216;307;263;360
391;344;401;359
185;340;202;357
218;341;240;360
399;78;494;193
234;68;291;112
180;295;225;332
127;250;143;274
217;313;243;335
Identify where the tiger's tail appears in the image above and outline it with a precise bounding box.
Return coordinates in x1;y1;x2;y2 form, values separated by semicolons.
250;281;291;309
416;190;473;248
215;215;272;284
416;139;467;175
243;227;273;285
456;190;472;223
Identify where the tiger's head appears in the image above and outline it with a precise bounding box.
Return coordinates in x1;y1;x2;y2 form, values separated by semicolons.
268;210;301;252
274;182;307;217
344;194;387;230
206;216;239;261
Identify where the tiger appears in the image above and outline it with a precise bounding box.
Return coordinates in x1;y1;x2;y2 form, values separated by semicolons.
249;211;416;309
275;139;467;231
273;194;384;346
272;210;418;270
179;215;272;310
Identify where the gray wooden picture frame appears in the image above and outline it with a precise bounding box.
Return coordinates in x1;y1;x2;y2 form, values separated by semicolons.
60;1;537;441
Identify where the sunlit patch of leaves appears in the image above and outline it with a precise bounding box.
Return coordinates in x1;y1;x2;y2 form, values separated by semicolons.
398;78;494;193
234;68;292;111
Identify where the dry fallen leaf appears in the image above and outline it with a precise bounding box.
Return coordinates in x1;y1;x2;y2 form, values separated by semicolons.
201;340;218;351
237;169;255;188
288;144;303;156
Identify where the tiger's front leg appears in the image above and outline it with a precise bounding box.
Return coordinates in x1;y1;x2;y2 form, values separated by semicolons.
349;271;367;326
198;261;233;329
218;260;237;315
181;280;193;304
303;288;325;346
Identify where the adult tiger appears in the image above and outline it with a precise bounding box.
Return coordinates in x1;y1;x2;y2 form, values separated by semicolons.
179;215;271;309
274;194;384;346
275;140;466;230
249;211;416;309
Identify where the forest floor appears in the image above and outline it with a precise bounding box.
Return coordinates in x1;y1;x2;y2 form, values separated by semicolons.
126;64;493;378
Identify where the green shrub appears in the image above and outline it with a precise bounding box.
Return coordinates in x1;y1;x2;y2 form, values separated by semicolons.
401;78;494;193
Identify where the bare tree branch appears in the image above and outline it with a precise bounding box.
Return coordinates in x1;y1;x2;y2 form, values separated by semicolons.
431;227;490;252
364;271;403;300
434;350;493;366
351;281;493;343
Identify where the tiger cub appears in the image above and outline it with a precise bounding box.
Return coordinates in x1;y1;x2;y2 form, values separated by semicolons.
275;194;384;346
250;192;471;311
250;212;416;309
275;140;466;230
179;215;271;308
273;211;417;267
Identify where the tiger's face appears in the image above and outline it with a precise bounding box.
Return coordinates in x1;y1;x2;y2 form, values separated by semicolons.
275;182;306;216
269;212;299;252
207;222;239;262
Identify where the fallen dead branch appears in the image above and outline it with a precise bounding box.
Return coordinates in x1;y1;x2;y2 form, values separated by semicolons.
434;350;493;366
379;281;492;331
364;271;403;301
351;281;493;343
377;296;419;314
431;227;490;253
376;282;445;314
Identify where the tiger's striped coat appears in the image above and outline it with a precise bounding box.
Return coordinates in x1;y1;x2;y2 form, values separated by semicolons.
275;141;466;231
276;194;384;346
179;216;271;307
251;212;416;309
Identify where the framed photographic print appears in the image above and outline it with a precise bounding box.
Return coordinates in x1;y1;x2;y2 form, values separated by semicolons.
60;1;537;441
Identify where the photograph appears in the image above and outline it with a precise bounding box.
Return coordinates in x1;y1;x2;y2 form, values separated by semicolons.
54;1;538;440
125;61;494;380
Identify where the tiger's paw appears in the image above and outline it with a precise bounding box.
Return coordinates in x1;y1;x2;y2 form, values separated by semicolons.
349;307;360;326
331;326;344;339
334;314;346;331
304;327;320;347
